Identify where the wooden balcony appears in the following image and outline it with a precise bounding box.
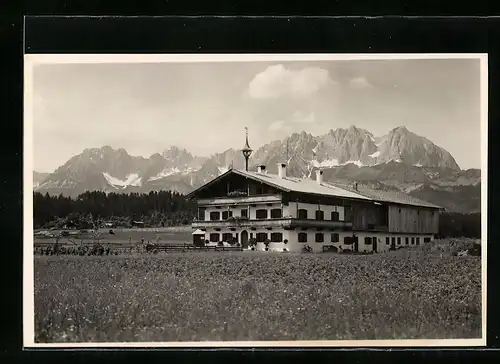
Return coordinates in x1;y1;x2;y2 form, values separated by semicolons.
196;194;282;206
192;217;352;230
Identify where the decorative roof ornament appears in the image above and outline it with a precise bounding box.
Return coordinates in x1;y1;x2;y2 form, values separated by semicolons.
242;127;253;171
242;127;252;152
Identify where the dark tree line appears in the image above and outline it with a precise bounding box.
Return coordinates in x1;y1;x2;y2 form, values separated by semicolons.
438;212;481;239
33;191;196;229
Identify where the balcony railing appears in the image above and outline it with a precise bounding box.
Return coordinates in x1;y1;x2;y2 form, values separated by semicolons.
192;217;352;230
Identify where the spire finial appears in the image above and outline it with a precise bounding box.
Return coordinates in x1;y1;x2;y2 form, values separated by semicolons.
242;127;252;171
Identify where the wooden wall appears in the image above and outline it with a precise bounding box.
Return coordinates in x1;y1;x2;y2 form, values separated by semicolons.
351;203;388;230
388;205;439;234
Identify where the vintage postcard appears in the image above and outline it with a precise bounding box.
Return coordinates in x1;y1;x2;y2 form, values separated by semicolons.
24;53;487;347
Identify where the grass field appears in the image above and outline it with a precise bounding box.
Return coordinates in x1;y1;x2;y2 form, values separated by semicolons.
34;227;193;246
33;241;482;343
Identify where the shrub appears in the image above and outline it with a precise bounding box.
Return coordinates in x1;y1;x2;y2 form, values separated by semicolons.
301;245;313;253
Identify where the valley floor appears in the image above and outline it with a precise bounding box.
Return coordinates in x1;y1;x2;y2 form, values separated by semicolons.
33;245;482;343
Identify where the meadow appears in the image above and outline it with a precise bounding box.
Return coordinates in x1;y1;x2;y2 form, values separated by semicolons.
34;227;193;245
33;240;482;343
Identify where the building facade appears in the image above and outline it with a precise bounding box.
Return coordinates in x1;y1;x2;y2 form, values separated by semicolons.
187;163;442;253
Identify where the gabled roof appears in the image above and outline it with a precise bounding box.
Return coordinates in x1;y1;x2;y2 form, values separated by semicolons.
331;182;443;209
187;168;442;209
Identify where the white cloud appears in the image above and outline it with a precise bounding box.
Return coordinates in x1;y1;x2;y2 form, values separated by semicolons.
248;64;333;99
292;110;316;124
268;120;288;131
349;76;373;89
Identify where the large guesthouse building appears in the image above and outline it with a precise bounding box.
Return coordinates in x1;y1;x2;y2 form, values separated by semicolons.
187;130;443;253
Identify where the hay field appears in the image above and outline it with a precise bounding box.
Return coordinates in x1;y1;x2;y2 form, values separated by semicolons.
33;241;482;343
34;227;192;246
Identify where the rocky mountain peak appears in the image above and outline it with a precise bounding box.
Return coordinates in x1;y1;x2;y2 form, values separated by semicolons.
35;126;469;207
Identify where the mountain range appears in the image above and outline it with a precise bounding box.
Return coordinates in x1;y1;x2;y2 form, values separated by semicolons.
33;126;481;213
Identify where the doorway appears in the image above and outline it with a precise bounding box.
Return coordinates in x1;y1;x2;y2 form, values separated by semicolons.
391;237;396;250
353;236;359;252
240;230;249;249
373;236;378;253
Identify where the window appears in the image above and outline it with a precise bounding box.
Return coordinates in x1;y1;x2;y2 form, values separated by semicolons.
331;211;340;221
256;232;268;242
411;237;415;245
315;210;324;220
209;233;220;242
270;209;282;219
391;237;396;245
198;208;206;221
424;237;431;243
298;232;308;243
331;233;340;243
365;237;372;245
344;236;355;245
405;237;409;245
222;233;233;242
397;237;401;245
386;237;390;245
271;232;283;242
256;209;268;219
298;209;308;219
416;237;420;245
315;233;324;243
241;209;248;218
222;210;233;220
209;211;220;221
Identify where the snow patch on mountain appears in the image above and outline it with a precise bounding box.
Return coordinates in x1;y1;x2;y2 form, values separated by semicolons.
312;159;365;168
312;158;340;168
369;151;380;158
103;172;142;188
148;168;181;181
343;160;365;167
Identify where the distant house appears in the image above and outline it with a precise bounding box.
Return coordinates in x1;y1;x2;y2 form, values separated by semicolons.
186;129;443;253
132;221;145;228
104;222;114;228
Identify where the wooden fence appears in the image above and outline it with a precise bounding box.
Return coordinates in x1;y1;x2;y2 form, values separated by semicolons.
34;241;243;255
146;244;243;253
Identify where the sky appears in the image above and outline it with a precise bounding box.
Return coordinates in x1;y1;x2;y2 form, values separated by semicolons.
31;58;482;173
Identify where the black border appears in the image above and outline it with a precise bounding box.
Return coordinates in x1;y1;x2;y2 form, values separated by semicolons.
4;14;500;363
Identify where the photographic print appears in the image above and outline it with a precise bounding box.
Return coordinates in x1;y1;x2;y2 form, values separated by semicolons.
23;53;487;347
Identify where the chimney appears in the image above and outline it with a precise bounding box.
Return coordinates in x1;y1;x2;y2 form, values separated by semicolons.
257;165;266;173
277;163;287;179
354;182;358;191
315;169;323;184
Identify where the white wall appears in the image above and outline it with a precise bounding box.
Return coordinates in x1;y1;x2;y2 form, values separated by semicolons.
203;201;345;222
203;202;284;221
284;230;435;253
201;226;434;253
202;227;293;252
283;202;345;221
